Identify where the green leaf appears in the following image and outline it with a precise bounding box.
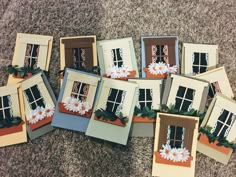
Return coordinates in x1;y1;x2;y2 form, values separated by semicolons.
143;106;151;112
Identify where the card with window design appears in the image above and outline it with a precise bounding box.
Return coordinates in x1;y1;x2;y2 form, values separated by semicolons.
181;43;218;76
128;79;163;137
8;33;53;85
52;69;101;132
152;113;198;177
162;74;209;114
141;36;179;78
194;66;234;106
97;37;139;80
0;84;27;147
21;72;56;140
86;78;138;145
198;93;236;165
60;36;98;79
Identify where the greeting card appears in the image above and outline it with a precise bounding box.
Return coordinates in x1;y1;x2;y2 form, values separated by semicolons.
0;84;27;147
52;69;101;132
8;33;53;84
20;72;56;140
141;36;179;78
86;78;138;145
152;113;199;177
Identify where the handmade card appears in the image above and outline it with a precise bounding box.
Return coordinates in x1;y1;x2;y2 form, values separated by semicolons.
86;78;138;145
59;36;98;80
194;66;234;106
197;93;236;165
52;69;101;132
152;113;199;177
162;74;209;114
181;43;218;75
97;37;139;79
8;33;53;85
0;84;27;147
20;72;56;140
141;36;179;78
128;79;163;137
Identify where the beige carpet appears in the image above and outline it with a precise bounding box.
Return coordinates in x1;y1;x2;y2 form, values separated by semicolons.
0;0;235;176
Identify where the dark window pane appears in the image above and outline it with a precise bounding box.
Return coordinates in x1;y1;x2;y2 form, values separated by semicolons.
139;102;146;109
105;102;114;113
71;94;77;98
219;110;229;122
24;89;34;102
146;89;152;101
175;141;182;148
31;102;37;110
226;113;233;125
160;56;165;62
218;126;228;139
213;122;223;137
31;85;41;100
113;104;120;113
4;109;11;117
176;127;184;140
116;90;124;103
156;45;161;55
169;126;176;139
116;49;123;61
117;61;123;67
185;89;195;100
108;89;118;102
32;45;39;57
80;83;89;95
156;56;161;63
3;96;10;107
181;100;192;112
200;67;207;73
146;102;152;109
177;86;186;97
78;95;86;101
0;110;3;118
193;53;200;65
200;53;207;65
36;98;45;108
139;89;145;102
192;66;199;74
71;81;81;93
169;140;175;148
174;98;183;110
208;84;215;98
160;45;165;55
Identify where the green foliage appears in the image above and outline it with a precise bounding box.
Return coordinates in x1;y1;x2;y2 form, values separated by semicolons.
7;65;41;78
199;126;236;150
0;116;22;129
95;108;128;125
134;106;157;119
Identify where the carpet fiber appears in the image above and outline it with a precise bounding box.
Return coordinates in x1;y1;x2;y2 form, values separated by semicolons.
0;0;236;176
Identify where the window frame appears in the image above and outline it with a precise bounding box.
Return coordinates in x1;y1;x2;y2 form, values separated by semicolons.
97;37;139;77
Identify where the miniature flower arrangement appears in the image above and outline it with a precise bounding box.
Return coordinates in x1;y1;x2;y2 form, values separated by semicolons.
198;126;236;154
58;97;92;118
7;65;41;79
27;104;55;130
0;116;24;136
94;108;128;127
154;144;193;167
103;65;136;80
144;62;178;78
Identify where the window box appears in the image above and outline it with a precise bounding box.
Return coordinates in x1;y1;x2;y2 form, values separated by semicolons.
0;121;24;136
132;115;156;123
143;67;167;78
94;115;126;127
102;70;136;81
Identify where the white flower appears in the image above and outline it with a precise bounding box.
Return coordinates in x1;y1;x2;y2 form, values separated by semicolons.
78;102;91;115
168;65;178;73
35;106;46;121
169;148;181;162
160;144;172;160
107;65;120;78
45;104;55;117
118;65;130;78
63;97;73;110
148;62;168;75
27;109;39;124
178;148;190;162
70;98;81;112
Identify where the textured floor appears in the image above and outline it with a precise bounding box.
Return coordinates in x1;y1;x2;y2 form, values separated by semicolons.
0;0;236;176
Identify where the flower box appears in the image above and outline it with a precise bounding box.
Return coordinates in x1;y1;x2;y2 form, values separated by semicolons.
58;102;92;118
94;115;126;127
154;151;193;167
103;70;137;81
27;116;53;131
0;121;24;136
144;67;167;78
132;115;156;123
198;133;231;154
12;72;32;79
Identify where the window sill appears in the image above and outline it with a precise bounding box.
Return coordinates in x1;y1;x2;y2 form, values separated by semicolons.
58;102;92;118
198;133;231;155
0;121;24;136
94;115;126;127
154;151;193;167
133;115;156;123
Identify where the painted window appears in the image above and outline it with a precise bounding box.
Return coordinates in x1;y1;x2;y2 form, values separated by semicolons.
24;44;40;69
151;45;168;63
175;86;195;112
24;85;45;110
71;81;89;101
0;95;12;119
138;89;153;109
106;88;126;115
111;48;123;67
192;52;208;74
73;48;86;69
167;126;185;148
